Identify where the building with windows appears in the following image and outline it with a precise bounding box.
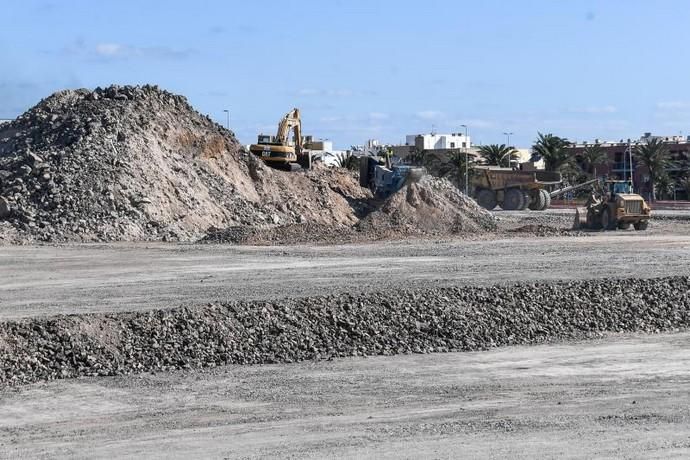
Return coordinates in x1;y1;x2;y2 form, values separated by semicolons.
392;132;475;160
566;133;690;201
404;132;471;151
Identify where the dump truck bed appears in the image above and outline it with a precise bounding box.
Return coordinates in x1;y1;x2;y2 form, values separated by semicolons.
473;167;562;190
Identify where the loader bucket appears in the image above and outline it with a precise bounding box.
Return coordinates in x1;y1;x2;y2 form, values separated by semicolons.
573;207;587;230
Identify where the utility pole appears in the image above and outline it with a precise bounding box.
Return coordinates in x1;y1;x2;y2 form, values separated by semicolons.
223;109;230;130
461;124;469;195
503;132;513;167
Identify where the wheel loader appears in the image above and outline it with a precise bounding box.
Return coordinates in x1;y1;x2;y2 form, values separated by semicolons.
249;108;312;170
573;179;651;231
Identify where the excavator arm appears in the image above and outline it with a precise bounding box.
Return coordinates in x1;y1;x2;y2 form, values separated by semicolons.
275;108;302;154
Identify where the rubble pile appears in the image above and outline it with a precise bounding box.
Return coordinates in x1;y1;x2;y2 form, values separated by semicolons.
356;177;497;236
0;85;369;243
2;276;688;385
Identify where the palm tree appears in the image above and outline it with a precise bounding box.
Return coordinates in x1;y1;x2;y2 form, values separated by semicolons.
449;151;478;193
477;144;519;167
531;133;575;173
333;151;358;170
578;143;607;179
634;138;671;201
680;175;690;200
654;174;675;200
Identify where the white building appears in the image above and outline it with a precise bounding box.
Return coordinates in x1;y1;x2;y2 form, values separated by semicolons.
513;148;544;169
405;132;471;151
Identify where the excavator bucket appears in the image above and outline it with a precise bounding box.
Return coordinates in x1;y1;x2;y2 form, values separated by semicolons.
573;207;587;230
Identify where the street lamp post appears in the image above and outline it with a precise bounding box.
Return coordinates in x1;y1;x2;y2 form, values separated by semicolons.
460;124;469;195
223;109;230;130
503;132;514;167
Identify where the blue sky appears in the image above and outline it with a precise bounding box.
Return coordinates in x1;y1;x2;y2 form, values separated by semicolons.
3;0;690;148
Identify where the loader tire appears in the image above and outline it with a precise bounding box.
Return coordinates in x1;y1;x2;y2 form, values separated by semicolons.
618;221;631;230
539;189;551;210
601;208;615;230
528;190;545;210
633;221;649;231
501;188;525;210
573;210;580;230
476;188;497;210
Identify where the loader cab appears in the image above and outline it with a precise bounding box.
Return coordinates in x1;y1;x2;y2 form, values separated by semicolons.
606;180;633;197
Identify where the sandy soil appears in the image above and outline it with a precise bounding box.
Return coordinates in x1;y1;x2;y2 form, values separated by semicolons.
2;231;690;319
1;332;688;459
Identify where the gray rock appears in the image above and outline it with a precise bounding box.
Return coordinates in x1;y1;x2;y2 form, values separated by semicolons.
0;196;10;218
0;276;689;386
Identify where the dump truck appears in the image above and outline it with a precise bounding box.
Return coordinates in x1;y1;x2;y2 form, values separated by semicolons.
249;108;311;170
573;179;651;230
471;164;562;210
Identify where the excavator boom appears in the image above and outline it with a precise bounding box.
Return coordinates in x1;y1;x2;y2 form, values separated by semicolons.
275;108;302;153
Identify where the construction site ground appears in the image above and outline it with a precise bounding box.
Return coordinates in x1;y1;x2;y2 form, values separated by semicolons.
2;209;690;319
2;210;690;458
2;332;688;458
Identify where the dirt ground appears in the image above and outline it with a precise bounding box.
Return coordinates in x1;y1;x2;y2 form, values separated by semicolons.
2;225;690;319
1;209;690;458
1;332;688;459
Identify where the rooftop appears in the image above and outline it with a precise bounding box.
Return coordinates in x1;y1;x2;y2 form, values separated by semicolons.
570;133;690;148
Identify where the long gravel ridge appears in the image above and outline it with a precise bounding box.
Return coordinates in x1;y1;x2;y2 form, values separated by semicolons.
1;276;689;386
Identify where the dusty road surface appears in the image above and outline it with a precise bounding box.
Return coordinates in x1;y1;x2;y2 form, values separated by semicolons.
2;233;690;319
1;332;688;459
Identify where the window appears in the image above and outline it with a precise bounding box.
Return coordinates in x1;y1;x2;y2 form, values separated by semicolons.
462;142;467;148
450;142;455;148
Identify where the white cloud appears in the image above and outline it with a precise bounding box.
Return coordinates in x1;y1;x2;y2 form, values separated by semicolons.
368;112;389;120
95;43;124;57
569;105;617;114
296;88;353;97
91;42;192;60
297;88;319;96
657;101;690;110
415;110;443;120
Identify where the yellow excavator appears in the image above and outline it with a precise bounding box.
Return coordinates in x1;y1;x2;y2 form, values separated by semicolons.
249;108;311;170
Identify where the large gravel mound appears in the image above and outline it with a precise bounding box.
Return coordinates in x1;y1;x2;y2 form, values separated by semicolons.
1;276;688;385
356;177;496;235
0;85;371;243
